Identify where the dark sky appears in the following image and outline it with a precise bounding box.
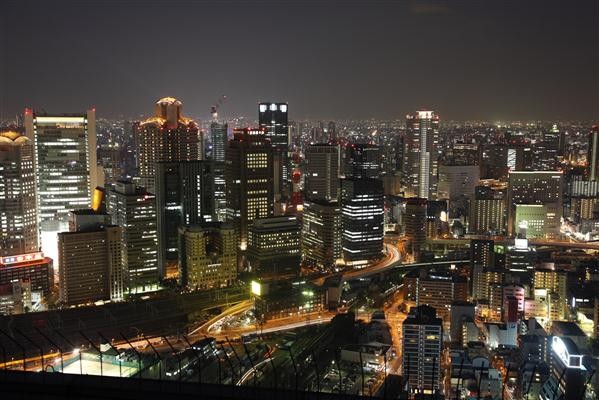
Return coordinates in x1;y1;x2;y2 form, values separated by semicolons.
1;0;598;122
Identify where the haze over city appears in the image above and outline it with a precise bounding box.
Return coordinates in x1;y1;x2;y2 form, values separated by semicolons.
1;0;598;121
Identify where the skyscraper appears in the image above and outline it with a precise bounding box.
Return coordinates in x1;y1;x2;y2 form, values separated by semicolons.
402;305;443;395
225;128;274;253
259;102;288;200
135;98;200;193
341;178;384;266
24;109;98;263
345;143;381;179
302;199;342;271
0;131;38;256
539;337;588;400
209;121;228;221
106;180;159;293
404;111;440;199
209;121;228;162
155;161;214;277
58;210;122;305
588;125;599;181
304;143;340;201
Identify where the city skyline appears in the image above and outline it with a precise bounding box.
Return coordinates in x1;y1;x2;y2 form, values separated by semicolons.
1;0;598;122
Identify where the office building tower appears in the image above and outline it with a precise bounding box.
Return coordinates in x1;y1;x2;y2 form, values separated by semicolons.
470;185;507;234
247;216;301;277
539;337;588;400
534;268;567;322
97;145;122;185
210;122;228;162
534;124;563;170
471;239;495;268
0;131;38;256
0;252;53;296
341;178;384;266
304;144;340;201
135;98;200;193
437;164;480;200
413;271;468;323
404;198;427;261
327;121;337;141
259;102;289;200
450;301;475;344
106;180;159;293
302;200;341;271
177;223;237;290
209;122;228;222
225;128;274;252
24;109;98;263
588;125;599;181
507;171;563;237
155;161;214;277
58;212;122;305
402;305;443;395
404;111;440;199
345;143;380;179
485;142;533;180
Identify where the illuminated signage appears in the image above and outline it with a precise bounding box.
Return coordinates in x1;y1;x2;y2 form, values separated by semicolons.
1;252;44;265
251;281;262;296
552;336;585;369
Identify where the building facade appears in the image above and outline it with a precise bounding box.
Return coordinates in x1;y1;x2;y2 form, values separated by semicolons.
404;111;440;199
304;143;340;201
0;131;38;256
302;200;342;271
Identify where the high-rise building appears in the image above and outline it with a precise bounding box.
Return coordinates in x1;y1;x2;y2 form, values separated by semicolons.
225;128;274;252
304;144;340;201
413;271;468;323
0;131;38;256
402;305;443;395
155;161;214;277
507;171;563;237
177;223;237;290
404;198;427;261
341;178;384;266
485;142;533;180
135;98;200;193
58;211;122;305
302;200;342;271
539;337;588;400
209;122;228;162
588;125;599;181
470;239;495;268
470;185;507;234
24;109;98;263
247;216;301;277
404;111;440;199
259;102;289;200
534;268;567;322
534;124;563;171
437;164;480;201
514;204;547;238
209;122;228;222
345;143;380;179
106;180;159;293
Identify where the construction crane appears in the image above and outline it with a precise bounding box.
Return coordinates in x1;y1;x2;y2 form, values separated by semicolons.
210;95;227;121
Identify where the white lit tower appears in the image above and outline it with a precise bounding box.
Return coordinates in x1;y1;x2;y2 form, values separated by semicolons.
404;111;440;199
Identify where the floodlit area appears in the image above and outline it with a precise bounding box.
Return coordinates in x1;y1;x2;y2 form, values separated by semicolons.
61;358;139;377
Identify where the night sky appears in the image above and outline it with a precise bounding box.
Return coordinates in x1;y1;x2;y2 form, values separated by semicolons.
1;0;598;122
